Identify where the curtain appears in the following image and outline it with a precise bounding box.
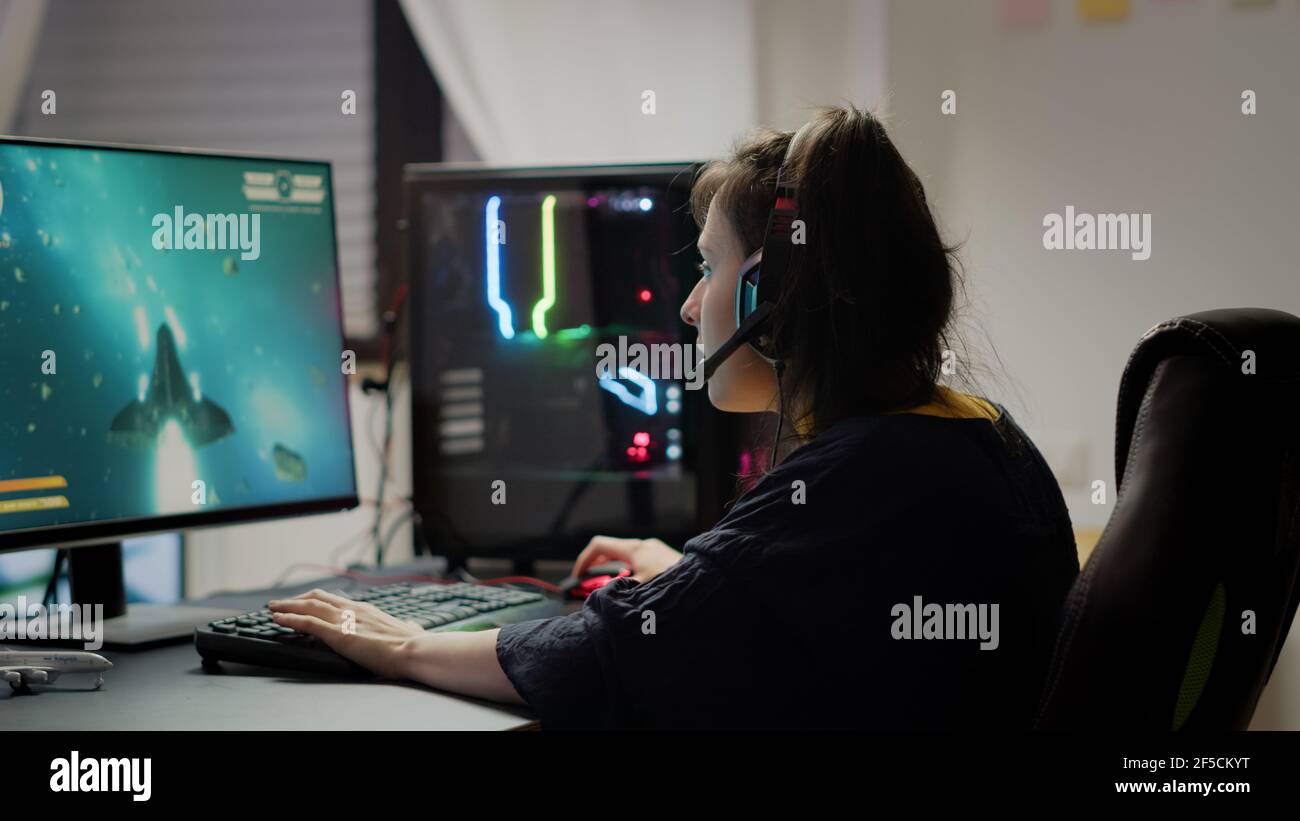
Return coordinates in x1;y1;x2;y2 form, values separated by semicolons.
0;0;48;132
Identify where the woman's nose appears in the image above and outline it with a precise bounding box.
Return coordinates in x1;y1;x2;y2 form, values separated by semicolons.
681;279;703;327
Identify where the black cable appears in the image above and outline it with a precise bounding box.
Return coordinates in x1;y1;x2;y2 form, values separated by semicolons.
370;361;397;564
42;549;66;606
364;293;409;567
410;506;431;557
376;506;420;566
771;361;786;470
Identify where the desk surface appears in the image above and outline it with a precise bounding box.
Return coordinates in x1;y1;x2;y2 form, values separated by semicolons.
1;562;552;730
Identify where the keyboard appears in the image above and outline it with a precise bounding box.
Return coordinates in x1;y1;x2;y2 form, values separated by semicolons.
195;581;550;677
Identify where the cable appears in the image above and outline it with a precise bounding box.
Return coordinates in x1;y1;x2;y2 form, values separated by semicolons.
270;557;563;597
475;575;563;594
326;524;381;571
363;282;412;567
42;549;66;606
358;497;410;510
453;566;481;584
271;520;383;587
370;366;397;564
377;505;420;566
770;360;787;470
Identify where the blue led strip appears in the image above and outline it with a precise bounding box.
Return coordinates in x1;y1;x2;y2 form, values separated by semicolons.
485;195;514;338
597;366;658;416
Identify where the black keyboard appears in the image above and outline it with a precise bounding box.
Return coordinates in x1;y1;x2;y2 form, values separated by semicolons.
195;581;549;677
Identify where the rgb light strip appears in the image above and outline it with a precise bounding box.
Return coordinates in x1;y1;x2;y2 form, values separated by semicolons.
532;194;558;339
485;195;515;339
598;366;658;416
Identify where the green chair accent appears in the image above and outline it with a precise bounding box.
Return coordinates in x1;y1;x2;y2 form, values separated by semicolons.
1173;582;1225;730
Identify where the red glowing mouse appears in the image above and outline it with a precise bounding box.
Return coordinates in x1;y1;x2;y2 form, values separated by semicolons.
561;562;633;600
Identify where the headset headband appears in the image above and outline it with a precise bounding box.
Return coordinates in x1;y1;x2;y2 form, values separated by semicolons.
755;122;810;308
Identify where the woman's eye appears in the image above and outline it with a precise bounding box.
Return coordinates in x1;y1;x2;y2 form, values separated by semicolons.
696;260;712;279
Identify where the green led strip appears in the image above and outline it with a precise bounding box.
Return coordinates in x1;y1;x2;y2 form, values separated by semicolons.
532;194;557;339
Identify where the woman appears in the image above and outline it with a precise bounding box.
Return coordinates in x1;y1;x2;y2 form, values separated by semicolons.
269;105;1080;730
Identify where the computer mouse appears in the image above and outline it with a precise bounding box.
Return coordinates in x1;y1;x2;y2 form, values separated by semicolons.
559;561;633;600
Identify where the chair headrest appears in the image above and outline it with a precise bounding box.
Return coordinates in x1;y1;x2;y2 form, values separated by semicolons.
1114;308;1300;486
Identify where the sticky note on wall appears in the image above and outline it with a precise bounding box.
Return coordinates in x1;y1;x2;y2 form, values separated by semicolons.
1077;0;1130;21
1000;0;1049;28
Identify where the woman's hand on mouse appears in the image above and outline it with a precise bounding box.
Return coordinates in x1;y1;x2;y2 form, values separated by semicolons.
572;536;683;584
267;589;425;679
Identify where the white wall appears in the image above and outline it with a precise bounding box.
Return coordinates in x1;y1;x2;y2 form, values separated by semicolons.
405;0;890;164
401;0;759;165
754;0;888;129
884;0;1300;729
0;0;47;132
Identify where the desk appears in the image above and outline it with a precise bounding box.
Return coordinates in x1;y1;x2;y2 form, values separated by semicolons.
1;562;561;730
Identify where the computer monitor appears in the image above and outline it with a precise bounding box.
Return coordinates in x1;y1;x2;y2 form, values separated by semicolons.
0;137;358;636
403;163;741;568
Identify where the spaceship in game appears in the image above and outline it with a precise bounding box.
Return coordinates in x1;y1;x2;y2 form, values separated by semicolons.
109;323;234;447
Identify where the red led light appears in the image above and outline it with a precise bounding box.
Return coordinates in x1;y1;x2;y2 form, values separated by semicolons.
633;431;650;447
638;289;652;302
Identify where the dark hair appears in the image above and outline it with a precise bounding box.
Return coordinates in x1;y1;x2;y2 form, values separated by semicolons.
691;104;982;446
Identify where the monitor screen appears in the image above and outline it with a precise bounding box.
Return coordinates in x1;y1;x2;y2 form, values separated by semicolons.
406;165;726;561
0;139;357;550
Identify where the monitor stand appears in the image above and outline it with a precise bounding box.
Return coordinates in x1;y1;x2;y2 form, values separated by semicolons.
66;542;241;648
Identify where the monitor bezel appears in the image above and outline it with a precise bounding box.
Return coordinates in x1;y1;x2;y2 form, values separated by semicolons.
0;135;360;553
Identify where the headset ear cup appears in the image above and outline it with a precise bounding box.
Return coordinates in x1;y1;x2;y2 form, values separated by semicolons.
735;254;763;329
734;254;778;360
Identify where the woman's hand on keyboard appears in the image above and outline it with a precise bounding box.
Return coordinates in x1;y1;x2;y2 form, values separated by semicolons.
268;589;425;679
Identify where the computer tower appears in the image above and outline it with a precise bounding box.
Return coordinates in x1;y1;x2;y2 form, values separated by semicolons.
401;163;743;567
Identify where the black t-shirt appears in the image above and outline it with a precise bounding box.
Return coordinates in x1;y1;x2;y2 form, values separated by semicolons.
496;394;1080;729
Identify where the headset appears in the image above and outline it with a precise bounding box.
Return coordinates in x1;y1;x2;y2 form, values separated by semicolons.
700;122;811;382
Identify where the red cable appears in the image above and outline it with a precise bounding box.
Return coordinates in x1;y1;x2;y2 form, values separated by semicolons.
476;576;564;594
275;564;561;594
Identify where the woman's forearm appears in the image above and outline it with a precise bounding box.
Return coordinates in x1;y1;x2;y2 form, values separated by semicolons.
398;628;526;705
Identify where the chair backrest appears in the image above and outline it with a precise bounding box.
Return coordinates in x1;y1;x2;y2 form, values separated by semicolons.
1036;308;1300;730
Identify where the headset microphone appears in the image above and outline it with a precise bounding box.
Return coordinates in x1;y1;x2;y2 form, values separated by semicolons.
701;301;773;382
